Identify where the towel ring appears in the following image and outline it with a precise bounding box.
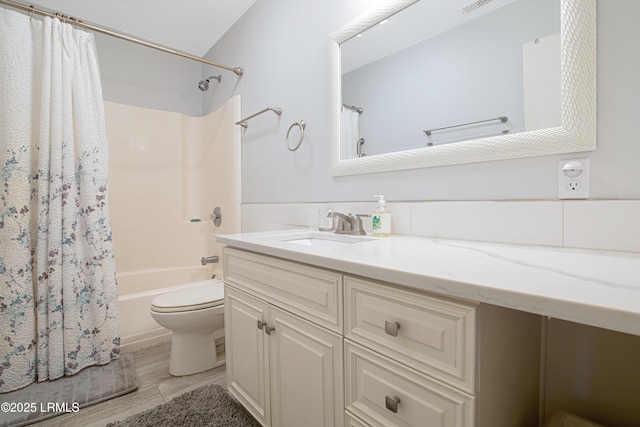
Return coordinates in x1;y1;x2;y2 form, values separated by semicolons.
286;120;306;151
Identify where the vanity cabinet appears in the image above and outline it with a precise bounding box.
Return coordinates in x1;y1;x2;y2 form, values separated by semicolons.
223;247;541;427
223;248;344;427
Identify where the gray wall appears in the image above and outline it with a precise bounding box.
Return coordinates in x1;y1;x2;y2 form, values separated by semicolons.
95;33;203;116
202;0;640;204
94;1;639;203
342;0;559;155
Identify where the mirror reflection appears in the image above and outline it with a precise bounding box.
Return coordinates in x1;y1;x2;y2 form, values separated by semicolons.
340;0;560;160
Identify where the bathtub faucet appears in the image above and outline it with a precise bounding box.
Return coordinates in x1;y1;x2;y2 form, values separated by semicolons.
201;255;219;266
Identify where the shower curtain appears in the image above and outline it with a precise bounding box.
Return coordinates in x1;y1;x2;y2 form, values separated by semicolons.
340;106;360;159
0;8;120;393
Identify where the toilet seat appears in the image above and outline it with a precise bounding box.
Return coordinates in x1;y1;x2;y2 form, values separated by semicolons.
151;282;224;313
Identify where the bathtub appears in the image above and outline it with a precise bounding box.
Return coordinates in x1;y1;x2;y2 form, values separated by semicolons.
117;266;222;351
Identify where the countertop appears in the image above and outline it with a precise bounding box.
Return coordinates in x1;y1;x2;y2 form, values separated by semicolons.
216;230;640;337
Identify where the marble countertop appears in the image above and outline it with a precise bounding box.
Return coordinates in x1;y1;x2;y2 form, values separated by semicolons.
216;230;640;337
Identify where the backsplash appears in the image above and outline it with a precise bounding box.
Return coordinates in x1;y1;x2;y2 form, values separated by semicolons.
241;200;640;253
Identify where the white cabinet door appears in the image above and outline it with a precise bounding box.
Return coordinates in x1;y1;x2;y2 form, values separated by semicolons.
226;284;344;427
225;285;270;426
269;306;344;427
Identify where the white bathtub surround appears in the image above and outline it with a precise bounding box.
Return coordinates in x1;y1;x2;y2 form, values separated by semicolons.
106;97;241;278
217;229;640;337
241;199;640;253
106;97;241;350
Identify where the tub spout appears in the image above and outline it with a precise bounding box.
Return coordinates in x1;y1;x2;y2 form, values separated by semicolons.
201;255;219;266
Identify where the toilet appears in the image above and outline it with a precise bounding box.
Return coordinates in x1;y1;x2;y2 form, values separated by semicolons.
149;280;225;376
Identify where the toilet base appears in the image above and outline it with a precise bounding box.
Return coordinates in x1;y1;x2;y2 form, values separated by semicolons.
168;329;225;376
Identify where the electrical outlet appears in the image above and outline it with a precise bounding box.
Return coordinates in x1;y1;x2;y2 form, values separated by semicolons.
559;159;590;199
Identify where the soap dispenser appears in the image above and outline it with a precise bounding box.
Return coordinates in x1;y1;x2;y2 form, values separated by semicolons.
372;195;391;237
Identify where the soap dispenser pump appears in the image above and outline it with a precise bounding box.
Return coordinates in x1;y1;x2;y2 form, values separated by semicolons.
372;195;391;237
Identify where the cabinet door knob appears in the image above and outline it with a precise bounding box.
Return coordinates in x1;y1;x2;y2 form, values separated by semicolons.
265;325;275;335
385;395;401;413
384;320;400;337
257;320;267;330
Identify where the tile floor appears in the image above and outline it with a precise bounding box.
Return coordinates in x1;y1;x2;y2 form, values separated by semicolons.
29;342;227;427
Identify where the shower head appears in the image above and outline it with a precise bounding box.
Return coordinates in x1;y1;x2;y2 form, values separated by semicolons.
197;75;222;91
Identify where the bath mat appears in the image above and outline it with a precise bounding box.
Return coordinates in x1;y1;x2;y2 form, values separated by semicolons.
0;353;138;427
105;383;260;427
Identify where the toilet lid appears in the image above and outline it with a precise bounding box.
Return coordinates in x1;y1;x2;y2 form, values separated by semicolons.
151;282;224;313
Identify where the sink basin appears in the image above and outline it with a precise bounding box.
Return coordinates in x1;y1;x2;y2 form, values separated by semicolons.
274;232;375;247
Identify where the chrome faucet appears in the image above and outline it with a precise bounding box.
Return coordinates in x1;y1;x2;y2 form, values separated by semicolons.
201;255;219;265
328;211;369;236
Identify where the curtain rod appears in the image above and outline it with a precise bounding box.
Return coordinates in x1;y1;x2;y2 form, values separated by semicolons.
0;0;244;76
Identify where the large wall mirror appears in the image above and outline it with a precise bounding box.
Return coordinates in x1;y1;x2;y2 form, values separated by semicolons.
329;0;596;176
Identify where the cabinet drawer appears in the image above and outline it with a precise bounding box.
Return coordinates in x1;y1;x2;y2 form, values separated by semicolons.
224;247;343;333
345;276;477;393
345;341;475;427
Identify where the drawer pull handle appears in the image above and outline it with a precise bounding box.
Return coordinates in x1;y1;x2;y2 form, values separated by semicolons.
257;320;267;330
385;395;401;413
384;320;400;337
265;325;275;335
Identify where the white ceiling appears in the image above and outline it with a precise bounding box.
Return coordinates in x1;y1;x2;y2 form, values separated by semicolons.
30;0;256;57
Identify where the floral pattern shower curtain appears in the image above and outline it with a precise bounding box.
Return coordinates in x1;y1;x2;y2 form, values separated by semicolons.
0;8;120;393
